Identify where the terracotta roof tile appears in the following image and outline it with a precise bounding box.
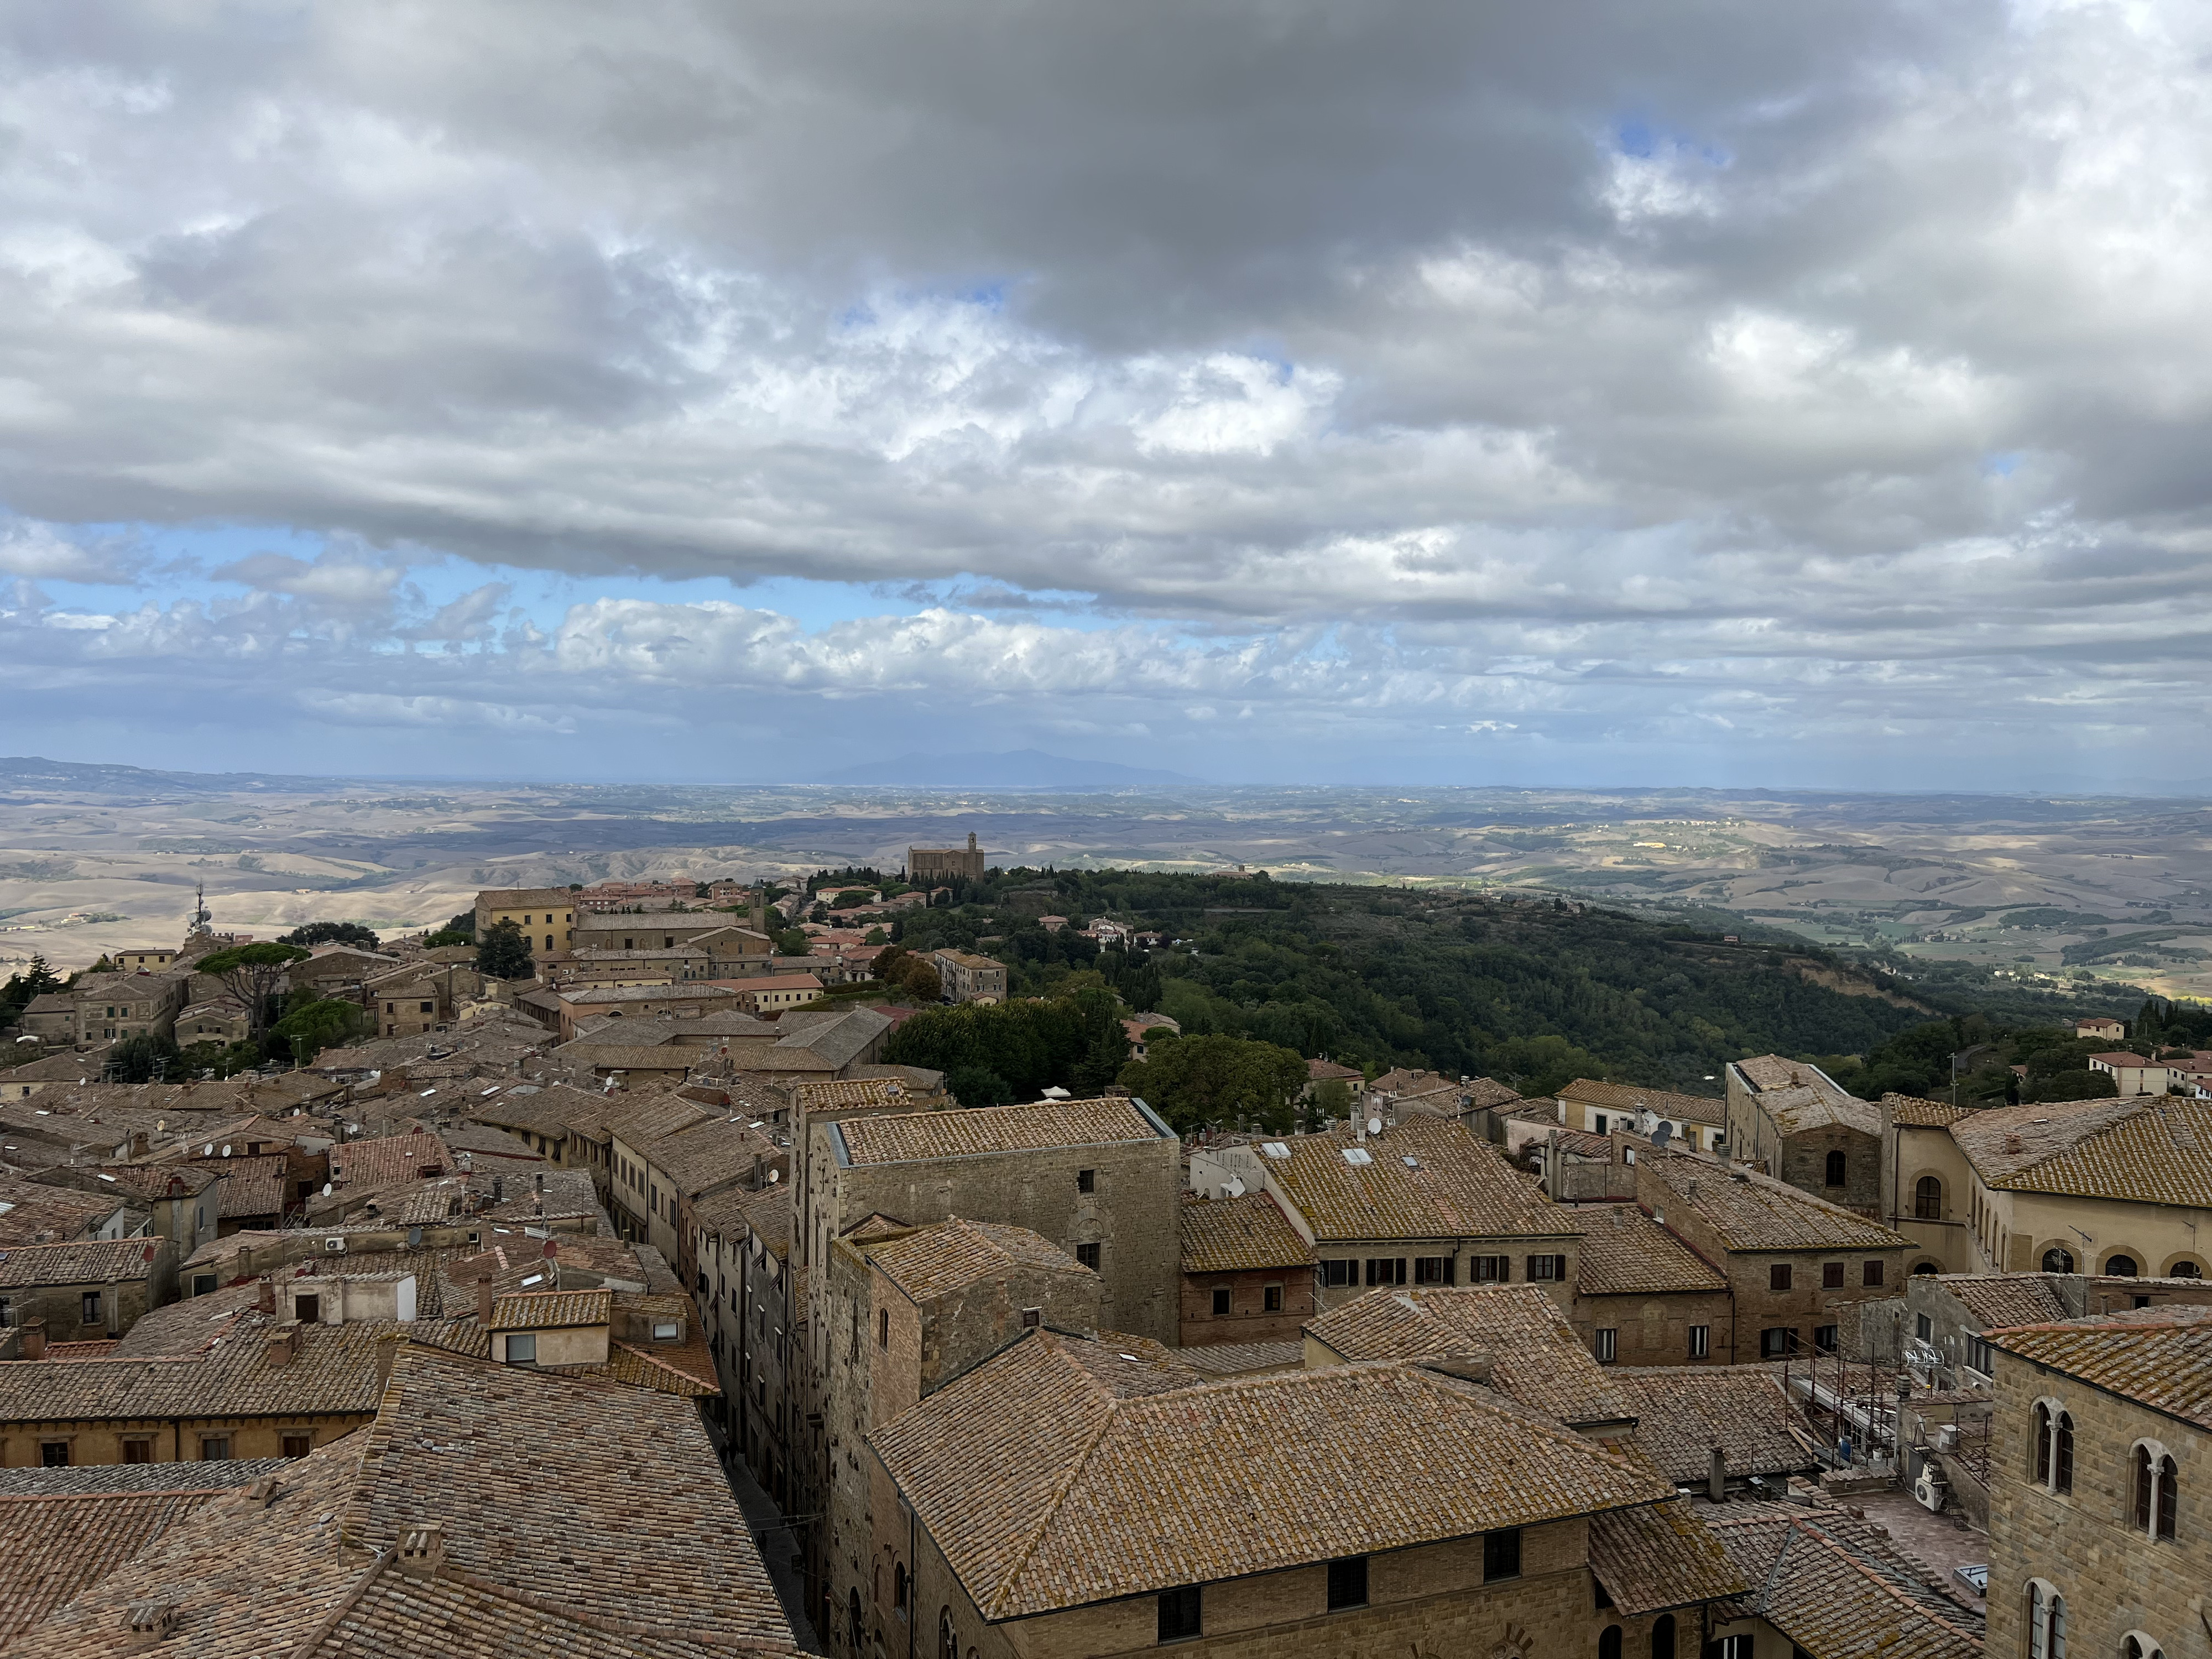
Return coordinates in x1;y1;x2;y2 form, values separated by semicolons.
1589;1497;1749;1615
0;1481;244;1645
1957;1097;2212;1207
1575;1206;1728;1296
872;1329;1673;1620
1305;1284;1631;1427
1701;1500;1984;1659
1180;1193;1316;1272
1265;1118;1572;1243
1990;1305;2212;1430
1610;1367;1822;1484
1731;1057;1879;1136
1169;1340;1303;1377
835;1097;1170;1165
0;1238;164;1287
327;1131;452;1189
1642;1150;1912;1252
489;1290;611;1329
1883;1092;1981;1128
864;1218;1088;1302
1938;1272;2071;1331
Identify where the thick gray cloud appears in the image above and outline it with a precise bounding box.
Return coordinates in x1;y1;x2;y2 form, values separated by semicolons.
1;1;2209;782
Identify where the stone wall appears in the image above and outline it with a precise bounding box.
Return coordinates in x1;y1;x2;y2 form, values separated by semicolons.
1179;1265;1315;1347
1570;1288;1734;1368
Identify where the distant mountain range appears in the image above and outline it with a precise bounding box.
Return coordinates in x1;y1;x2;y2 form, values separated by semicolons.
818;749;1203;788
0;756;335;794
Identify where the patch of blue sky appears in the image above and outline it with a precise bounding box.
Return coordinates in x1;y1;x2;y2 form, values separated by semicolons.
1983;452;2022;477
1610;117;1731;168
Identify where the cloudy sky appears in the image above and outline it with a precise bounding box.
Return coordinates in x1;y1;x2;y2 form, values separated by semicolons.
1;1;2208;789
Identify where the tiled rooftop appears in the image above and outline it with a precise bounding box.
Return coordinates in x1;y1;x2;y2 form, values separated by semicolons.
1265;1117;1572;1243
1589;1498;1749;1615
1702;1500;1984;1659
1990;1305;2212;1430
327;1131;452;1189
1575;1206;1728;1296
1305;1283;1632;1428
1884;1092;1980;1128
1954;1097;2212;1207
1180;1192;1316;1272
1609;1366;1822;1484
1938;1272;2071;1331
1731;1056;1880;1136
864;1218;1089;1302
489;1290;611;1329
834;1097;1169;1165
0;1238;165;1287
0;1484;236;1646
1170;1339;1303;1377
870;1328;1673;1621
1642;1150;1912;1252
1558;1077;1725;1127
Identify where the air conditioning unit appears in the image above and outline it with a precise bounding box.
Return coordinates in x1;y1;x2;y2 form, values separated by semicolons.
323;1237;346;1254
1914;1465;1948;1513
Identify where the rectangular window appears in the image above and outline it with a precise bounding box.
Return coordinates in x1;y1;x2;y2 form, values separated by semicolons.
1966;1337;1995;1375
200;1436;232;1461
1077;1168;1095;1193
1471;1255;1509;1283
1822;1262;1845;1289
1593;1113;1608;1134
1768;1264;1792;1292
1594;1328;1618;1363
1325;1555;1368;1611
1413;1256;1450;1285
1365;1258;1407;1286
1322;1259;1355;1287
505;1333;538;1365
1760;1327;1798;1359
81;1292;101;1324
1814;1324;1839;1353
1916;1313;1933;1342
1157;1585;1202;1642
121;1439;153;1464
878;1308;890;1348
1525;1254;1565;1282
1863;1260;1885;1286
40;1442;69;1468
1076;1242;1101;1272
1712;1639;1753;1659
1482;1528;1522;1582
1211;1287;1232;1317
281;1433;312;1458
1263;1284;1283;1312
1688;1324;1710;1359
192;1274;217;1297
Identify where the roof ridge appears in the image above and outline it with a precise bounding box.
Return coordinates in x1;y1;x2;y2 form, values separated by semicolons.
978;1335;1125;1621
1793;1512;1985;1642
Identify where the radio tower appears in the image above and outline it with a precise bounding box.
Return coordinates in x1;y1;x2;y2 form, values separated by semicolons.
191;880;211;933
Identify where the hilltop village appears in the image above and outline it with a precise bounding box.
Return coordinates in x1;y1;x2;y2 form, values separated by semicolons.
0;847;2201;1659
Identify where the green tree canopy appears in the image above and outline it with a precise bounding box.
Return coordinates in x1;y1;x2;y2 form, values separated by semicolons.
270;994;368;1063
775;929;813;958
194;943;311;1036
276;921;382;951
476;919;535;980
1116;1033;1308;1135
107;1032;180;1084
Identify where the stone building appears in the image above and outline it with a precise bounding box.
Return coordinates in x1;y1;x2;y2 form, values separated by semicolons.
1881;1269;2212;1394
1177;1191;1317;1346
472;886;576;953
1724;1053;1882;1215
69;972;189;1051
694;1183;795;1509
0;1239;177;1342
1634;1146;1914;1364
865;1326;1703;1659
928;948;1006;1004
1220;1115;1584;1317
1877;1091;1984;1273
1555;1077;1727;1154
1987;1306;2211;1659
805;1095;1181;1345
1569;1202;1733;1366
907;832;987;885
30;1164;217;1260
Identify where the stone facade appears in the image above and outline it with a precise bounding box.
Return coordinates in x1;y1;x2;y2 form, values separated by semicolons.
1178;1262;1314;1346
907;833;987;885
1724;1057;1881;1216
1987;1338;2209;1659
1571;1285;1735;1369
473;888;576;954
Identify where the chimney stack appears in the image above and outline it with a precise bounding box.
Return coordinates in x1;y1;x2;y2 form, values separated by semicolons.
20;1319;46;1361
477;1275;495;1326
265;1322;300;1368
122;1599;179;1646
396;1522;446;1579
254;1277;275;1317
1709;1446;1728;1503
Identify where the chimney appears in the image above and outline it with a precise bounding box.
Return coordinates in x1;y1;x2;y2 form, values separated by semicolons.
476;1275;495;1325
2005;1133;2023;1155
242;1475;279;1509
264;1322;301;1368
20;1319;46;1361
396;1522;446;1579
122;1599;179;1646
255;1277;275;1317
1709;1446;1728;1502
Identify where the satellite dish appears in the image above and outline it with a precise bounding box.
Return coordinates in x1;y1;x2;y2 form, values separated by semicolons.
321;1182;332;1197
1651;1121;1674;1150
1366;1117;1384;1136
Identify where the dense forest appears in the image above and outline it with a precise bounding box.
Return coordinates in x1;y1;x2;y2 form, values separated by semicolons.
878;868;2113;1099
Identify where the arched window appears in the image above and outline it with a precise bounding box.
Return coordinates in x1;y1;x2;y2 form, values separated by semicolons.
2105;1254;2140;1278
895;1563;908;1610
2034;1404;2052;1484
1914;1176;1943;1220
2134;1447;2178;1540
1913;1260;1940;1275
938;1608;956;1659
2055;1413;2074;1493
1600;1626;1623;1659
2169;1259;2203;1278
1825;1150;1847;1187
2043;1246;2075;1272
847;1589;863;1653
2122;1637;2162;1659
2025;1583;2068;1658
1651;1614;1676;1659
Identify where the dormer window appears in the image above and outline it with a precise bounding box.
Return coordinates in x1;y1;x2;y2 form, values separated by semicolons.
653;1320;680;1341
